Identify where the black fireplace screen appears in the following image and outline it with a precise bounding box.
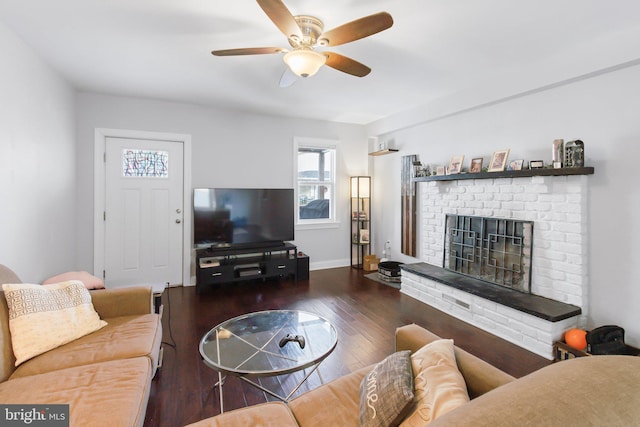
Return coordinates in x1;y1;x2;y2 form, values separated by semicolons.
444;215;533;293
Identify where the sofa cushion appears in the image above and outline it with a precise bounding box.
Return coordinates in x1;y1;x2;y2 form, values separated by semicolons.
2;281;107;366
359;350;414;427
429;355;640;426
289;365;370;426
0;264;21;284
11;313;161;379
186;402;299;427
0;291;17;383
43;271;105;290
400;339;469;426
395;324;515;399
0;357;152;427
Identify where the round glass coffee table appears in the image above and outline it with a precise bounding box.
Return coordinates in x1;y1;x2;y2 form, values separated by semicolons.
199;310;337;411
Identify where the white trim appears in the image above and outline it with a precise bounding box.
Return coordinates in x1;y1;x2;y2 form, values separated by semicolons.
296;221;341;231
293;137;339;227
93;128;193;287
310;259;350;271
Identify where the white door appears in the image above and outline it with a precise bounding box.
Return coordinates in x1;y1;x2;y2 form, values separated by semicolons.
104;137;184;287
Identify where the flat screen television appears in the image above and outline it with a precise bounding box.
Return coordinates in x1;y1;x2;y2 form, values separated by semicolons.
193;188;294;248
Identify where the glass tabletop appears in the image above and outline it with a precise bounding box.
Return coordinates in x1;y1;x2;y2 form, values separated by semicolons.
199;310;338;376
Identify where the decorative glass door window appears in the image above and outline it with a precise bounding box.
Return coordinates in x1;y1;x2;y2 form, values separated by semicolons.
122;149;169;177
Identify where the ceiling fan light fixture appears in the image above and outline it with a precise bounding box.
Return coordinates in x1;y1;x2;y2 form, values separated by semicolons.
283;49;326;78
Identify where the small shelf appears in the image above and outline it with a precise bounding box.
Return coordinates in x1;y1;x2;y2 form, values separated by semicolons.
413;166;594;183
369;148;399;156
554;340;640;362
351;176;371;269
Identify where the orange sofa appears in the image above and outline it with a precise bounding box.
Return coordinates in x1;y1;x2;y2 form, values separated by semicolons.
0;264;162;427
188;323;640;426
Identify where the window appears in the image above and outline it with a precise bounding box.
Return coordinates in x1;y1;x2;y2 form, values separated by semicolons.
122;149;168;177
295;139;337;224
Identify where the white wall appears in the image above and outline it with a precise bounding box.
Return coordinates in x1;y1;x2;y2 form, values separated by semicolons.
75;93;368;279
0;22;77;282
367;63;640;347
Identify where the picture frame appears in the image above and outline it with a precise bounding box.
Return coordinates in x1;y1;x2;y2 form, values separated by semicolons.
470;158;483;173
360;229;370;244
509;159;524;171
448;155;464;174
529;160;544;169
436;166;445;176
488;149;510;172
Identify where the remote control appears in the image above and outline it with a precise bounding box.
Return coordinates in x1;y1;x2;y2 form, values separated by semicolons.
278;334;305;349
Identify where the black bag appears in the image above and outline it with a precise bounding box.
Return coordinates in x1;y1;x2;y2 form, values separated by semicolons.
586;325;627;355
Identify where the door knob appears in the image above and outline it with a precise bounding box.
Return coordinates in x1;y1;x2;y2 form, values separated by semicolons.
176;219;182;224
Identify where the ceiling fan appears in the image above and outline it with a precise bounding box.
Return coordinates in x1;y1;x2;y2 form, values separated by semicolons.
211;0;393;80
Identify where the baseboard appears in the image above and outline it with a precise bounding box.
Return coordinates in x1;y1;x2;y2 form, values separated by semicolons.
309;259;350;271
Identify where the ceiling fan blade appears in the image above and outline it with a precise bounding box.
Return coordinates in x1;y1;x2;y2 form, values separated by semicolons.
319;12;393;47
212;47;284;56
324;52;371;77
279;67;298;88
256;0;303;40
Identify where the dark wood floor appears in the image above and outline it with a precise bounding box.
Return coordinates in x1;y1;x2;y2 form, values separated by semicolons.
144;267;549;427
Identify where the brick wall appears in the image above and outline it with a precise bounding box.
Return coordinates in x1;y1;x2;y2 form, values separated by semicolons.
402;175;590;359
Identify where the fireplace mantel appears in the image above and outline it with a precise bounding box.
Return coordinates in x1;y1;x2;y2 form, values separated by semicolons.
413;166;594;183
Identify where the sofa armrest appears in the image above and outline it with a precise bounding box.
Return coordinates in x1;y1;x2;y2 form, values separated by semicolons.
396;324;515;399
90;287;153;318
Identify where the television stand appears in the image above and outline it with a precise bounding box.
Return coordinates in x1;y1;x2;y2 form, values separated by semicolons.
195;242;297;293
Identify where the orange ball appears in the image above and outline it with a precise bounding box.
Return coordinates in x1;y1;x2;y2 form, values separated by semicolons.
564;328;587;350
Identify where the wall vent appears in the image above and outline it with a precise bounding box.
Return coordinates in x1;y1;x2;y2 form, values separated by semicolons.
443;294;470;310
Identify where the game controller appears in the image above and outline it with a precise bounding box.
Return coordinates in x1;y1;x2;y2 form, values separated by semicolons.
278;334;305;349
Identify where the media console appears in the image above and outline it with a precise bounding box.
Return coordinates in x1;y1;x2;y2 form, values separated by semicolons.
195;242;299;293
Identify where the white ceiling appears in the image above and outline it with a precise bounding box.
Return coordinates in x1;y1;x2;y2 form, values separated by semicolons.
2;0;640;125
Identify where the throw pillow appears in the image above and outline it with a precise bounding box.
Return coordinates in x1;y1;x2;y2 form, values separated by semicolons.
359;350;414;427
2;281;108;366
43;271;105;290
400;339;470;427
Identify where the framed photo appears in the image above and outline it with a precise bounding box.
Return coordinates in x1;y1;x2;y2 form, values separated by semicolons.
436;166;445;176
470;158;483;173
509;159;524;171
529;160;544;169
448;155;464;174
360;229;370;244
488;149;510;172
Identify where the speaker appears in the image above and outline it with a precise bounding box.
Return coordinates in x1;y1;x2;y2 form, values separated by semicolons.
296;252;309;281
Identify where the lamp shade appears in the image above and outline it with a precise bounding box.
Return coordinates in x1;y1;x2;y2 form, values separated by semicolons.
284;49;326;78
350;176;370;198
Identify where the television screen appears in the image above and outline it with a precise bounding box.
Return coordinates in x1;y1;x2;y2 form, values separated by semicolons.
193;188;294;248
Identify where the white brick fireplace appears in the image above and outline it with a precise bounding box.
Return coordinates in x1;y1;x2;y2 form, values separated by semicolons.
401;174;591;359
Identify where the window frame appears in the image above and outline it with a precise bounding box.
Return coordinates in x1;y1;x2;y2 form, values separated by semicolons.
294;137;339;228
